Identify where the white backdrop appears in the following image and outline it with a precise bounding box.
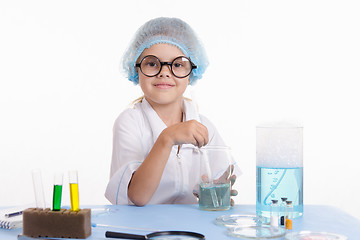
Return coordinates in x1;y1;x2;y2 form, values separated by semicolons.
1;0;360;219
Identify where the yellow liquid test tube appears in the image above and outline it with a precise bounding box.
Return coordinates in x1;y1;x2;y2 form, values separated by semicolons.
69;170;79;212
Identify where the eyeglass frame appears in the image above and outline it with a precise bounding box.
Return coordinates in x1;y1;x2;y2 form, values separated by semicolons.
135;55;197;78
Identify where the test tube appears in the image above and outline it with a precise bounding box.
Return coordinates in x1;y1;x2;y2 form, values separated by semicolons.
52;173;63;211
285;201;293;230
69;170;79;212
270;199;279;227
32;169;46;209
280;197;288;226
200;149;219;208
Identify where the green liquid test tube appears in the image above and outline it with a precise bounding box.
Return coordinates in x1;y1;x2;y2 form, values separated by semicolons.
53;185;62;210
52;173;63;211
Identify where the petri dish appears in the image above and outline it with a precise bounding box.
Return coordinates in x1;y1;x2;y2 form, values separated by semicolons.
227;225;286;239
216;214;266;227
91;208;111;217
285;231;347;240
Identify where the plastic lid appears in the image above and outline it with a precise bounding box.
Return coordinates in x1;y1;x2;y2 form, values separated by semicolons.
215;214;266;227
285;231;347;240
227;225;286;239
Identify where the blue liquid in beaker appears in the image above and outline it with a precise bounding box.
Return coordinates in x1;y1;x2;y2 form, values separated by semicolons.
199;183;231;211
256;166;303;218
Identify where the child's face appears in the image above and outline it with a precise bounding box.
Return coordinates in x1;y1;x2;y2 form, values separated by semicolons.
137;43;190;107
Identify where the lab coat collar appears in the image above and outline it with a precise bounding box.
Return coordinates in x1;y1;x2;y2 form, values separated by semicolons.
140;98;199;146
182;98;200;122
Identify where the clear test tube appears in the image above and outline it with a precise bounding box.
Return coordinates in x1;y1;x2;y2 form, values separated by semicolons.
270;199;279;227
52;173;63;211
285;200;293;230
32;169;46;209
280;197;288;226
69;170;79;212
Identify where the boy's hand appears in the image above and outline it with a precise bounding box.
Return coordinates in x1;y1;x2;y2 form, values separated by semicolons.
193;165;238;206
161;120;209;148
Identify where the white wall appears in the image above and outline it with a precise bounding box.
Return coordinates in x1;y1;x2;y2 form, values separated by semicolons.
1;0;359;219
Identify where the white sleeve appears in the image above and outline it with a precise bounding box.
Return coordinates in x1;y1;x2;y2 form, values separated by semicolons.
105;109;145;205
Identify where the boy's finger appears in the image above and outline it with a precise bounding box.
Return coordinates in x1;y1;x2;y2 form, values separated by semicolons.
230;175;236;186
231;189;238;197
201;174;209;183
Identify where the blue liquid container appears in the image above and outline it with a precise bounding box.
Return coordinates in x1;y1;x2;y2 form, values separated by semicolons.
256;166;303;218
199;183;231;211
198;146;233;211
256;124;303;218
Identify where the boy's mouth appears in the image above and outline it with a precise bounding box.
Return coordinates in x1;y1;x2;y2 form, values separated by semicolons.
154;83;175;89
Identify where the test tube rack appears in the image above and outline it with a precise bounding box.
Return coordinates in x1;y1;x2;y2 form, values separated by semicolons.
22;208;91;239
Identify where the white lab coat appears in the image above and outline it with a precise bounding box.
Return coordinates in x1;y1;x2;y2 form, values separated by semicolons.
105;98;231;205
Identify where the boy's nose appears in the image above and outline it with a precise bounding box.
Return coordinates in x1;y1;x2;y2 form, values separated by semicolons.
158;65;172;78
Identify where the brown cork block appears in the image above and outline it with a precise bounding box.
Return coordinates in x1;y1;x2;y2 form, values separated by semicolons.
23;208;91;239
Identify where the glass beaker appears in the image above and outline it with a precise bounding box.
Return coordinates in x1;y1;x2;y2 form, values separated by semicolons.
198;146;234;211
256;124;303;218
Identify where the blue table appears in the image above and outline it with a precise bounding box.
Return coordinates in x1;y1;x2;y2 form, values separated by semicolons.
1;204;360;239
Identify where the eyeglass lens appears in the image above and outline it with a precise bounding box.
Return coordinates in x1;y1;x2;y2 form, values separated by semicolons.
140;56;193;78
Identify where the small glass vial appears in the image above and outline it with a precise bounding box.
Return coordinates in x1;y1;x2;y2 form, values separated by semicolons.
270;199;279;227
285;200;293;230
280;197;288;226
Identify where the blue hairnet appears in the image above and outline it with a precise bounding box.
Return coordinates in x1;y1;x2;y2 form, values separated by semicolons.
122;17;209;85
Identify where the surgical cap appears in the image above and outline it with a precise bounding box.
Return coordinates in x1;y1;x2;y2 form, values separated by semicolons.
122;17;209;85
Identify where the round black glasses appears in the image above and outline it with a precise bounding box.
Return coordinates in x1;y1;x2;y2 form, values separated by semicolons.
135;55;197;78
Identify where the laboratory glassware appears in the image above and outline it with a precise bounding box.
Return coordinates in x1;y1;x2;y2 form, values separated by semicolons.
31;169;46;209
198;146;234;211
69;170;79;212
256;124;303;218
52;173;63;211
